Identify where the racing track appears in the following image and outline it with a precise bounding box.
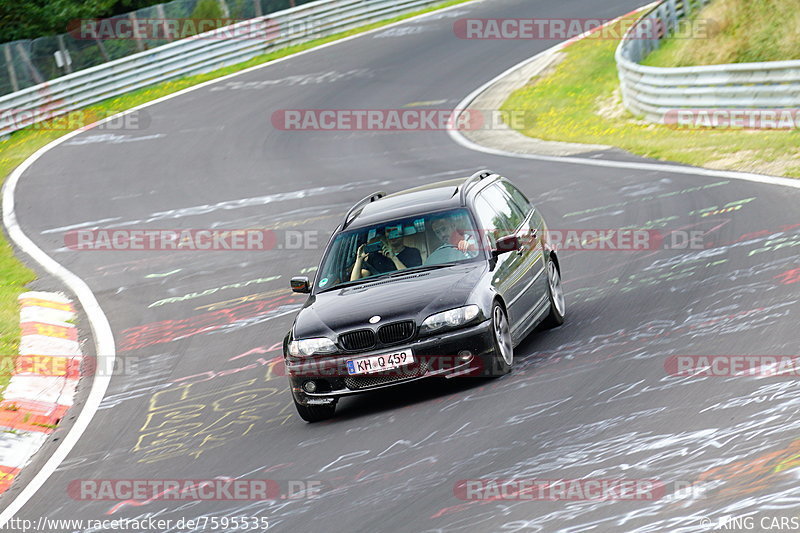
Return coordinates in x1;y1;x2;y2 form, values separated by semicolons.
5;0;800;531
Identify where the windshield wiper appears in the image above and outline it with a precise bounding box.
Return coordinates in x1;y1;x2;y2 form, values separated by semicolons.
319;263;459;292
318;279;372;292
386;263;459;277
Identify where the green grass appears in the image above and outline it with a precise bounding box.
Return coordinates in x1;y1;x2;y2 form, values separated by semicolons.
501;14;800;177
644;0;800;66
0;0;474;399
0;240;36;394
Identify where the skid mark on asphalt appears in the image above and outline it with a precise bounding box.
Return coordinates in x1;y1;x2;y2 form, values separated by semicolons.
94;281;800;531
207;69;375;92
119;294;301;351
373;26;431;38
91;191;800;530
147;275;282;308
42;168;476;234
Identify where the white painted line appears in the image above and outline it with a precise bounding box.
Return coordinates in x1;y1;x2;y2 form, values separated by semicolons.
447;5;800;191
1;130;115;526
0;0;486;523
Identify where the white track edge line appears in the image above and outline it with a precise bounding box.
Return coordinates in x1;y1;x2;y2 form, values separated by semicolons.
0;0;486;523
0;135;115;525
446;3;800;191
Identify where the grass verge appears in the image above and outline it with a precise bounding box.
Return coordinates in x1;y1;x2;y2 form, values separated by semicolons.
643;0;800;66
0;0;473;396
501;14;800;178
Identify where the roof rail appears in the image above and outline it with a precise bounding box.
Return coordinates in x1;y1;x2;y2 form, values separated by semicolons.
459;169;495;205
342;191;386;229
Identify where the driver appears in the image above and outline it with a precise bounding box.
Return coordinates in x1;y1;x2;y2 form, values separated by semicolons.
350;226;422;281
426;217;477;264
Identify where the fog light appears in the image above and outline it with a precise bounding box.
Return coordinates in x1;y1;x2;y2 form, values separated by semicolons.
458;350;472;362
303;380;317;393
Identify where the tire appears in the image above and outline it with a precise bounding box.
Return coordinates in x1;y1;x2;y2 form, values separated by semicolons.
541;254;565;329
480;302;513;377
292;391;336;423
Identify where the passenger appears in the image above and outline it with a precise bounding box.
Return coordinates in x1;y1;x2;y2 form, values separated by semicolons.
350;227;422;280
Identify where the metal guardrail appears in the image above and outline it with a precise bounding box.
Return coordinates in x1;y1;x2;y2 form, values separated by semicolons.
0;0;319;97
615;0;800;124
0;0;446;137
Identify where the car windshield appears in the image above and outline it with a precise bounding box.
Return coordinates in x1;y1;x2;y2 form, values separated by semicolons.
316;208;482;291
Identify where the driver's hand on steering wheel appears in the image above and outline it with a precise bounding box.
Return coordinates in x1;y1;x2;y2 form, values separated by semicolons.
456;233;477;253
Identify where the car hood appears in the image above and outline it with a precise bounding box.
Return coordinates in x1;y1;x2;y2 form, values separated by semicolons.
293;262;486;339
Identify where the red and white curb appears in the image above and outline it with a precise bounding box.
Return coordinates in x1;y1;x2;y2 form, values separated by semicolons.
0;292;81;494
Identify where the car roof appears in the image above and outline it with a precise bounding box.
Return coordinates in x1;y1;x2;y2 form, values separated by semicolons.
346;177;489;229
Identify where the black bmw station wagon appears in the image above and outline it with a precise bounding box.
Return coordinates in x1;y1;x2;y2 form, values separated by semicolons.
284;170;565;421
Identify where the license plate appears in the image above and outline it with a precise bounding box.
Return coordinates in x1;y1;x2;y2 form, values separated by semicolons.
346;350;414;375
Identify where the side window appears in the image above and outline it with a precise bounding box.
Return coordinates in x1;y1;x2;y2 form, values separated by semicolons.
479;184;525;230
475;192;521;246
473;196;503;247
498;181;532;215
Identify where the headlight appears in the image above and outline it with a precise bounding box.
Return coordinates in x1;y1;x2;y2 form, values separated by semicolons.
288;337;337;357
421;305;481;333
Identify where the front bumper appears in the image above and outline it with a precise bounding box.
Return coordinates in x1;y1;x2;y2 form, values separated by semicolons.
286;319;494;400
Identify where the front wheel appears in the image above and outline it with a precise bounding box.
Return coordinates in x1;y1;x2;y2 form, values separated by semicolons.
541;255;565;328
292;391;336;422
480;303;513;377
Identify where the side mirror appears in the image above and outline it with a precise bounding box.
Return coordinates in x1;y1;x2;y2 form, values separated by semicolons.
290;276;311;293
493;234;520;257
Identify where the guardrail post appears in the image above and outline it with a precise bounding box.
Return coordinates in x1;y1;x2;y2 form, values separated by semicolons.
2;45;19;93
156;4;173;42
95;37;111;62
666;0;678;35
218;0;231;17
15;44;44;85
130;13;145;51
56;35;73;74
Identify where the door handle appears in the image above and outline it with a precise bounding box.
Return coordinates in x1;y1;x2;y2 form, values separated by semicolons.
517;230;536;254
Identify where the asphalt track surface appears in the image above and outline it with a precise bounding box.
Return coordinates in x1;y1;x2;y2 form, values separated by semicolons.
5;0;800;531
